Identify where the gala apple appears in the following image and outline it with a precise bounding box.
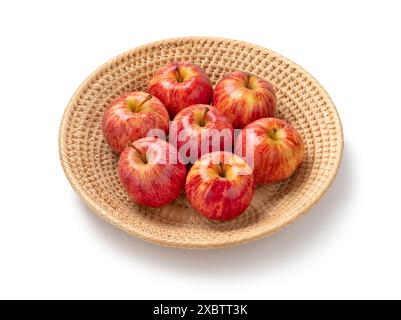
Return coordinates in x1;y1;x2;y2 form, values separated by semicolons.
170;104;234;164
118;137;186;207
102;92;169;154
148;62;213;118
186;151;254;221
212;71;276;128
235;117;304;185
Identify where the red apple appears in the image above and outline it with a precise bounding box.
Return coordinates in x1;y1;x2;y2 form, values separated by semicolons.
118;137;186;207
235;117;304;185
102;92;169;154
148;62;213;118
212;71;276;128
170;104;234;164
186;151;254;221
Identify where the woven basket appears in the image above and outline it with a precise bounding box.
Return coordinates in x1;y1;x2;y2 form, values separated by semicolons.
59;37;343;249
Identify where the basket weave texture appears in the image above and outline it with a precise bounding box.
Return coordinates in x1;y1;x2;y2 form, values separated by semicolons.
59;37;343;249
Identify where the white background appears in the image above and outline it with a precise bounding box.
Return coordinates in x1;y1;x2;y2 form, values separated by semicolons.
0;0;400;300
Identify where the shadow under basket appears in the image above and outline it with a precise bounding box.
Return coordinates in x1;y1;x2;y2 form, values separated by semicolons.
59;37;343;249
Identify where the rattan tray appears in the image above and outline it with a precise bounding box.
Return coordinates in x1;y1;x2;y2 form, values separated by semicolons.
59;37;343;249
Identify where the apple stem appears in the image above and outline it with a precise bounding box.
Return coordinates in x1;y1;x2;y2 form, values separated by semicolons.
200;107;209;127
129;143;148;164
175;66;184;82
244;74;254;90
137;94;153;110
244;76;249;88
219;161;225;178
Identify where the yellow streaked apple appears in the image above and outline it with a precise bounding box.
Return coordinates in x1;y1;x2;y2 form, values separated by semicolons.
118;137;186;207
102;92;169;154
212;71;276;128
148;62;213;118
235;117;304;185
170;104;234;164
186;151;254;221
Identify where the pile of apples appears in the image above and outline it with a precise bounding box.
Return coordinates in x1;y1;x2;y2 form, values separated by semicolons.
102;62;304;221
